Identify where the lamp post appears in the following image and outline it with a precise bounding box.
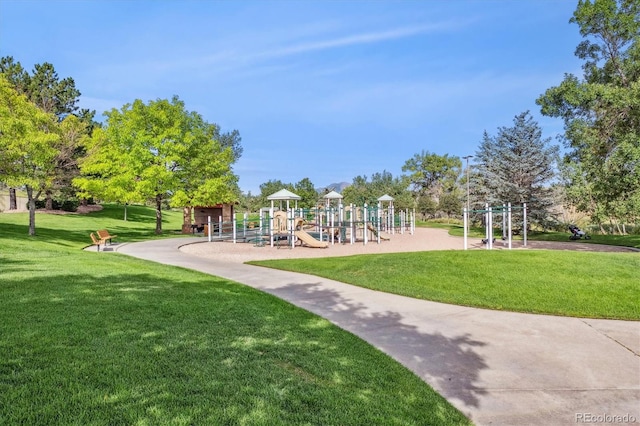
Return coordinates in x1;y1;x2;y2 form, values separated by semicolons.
462;155;473;212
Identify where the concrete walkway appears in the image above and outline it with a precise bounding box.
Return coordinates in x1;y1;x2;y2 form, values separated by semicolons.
114;238;640;426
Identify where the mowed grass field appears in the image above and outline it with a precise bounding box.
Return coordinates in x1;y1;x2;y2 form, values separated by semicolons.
0;205;470;425
425;220;640;249
250;239;640;320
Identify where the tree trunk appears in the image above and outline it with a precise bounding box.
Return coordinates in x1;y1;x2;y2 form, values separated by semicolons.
155;194;163;235
26;185;36;236
9;188;17;210
45;190;53;210
182;206;193;234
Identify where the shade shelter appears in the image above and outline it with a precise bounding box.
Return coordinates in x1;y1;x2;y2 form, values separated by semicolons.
323;190;343;208
377;194;395;234
322;190;344;243
182;203;235;234
267;189;301;247
267;189;301;210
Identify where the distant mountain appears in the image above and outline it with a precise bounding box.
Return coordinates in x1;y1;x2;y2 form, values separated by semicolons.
318;182;350;193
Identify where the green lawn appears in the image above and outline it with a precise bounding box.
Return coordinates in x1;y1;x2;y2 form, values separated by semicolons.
424;221;640;249
250;250;640;320
0;206;469;425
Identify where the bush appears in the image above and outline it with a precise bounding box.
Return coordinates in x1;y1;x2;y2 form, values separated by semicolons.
60;199;79;212
34;198;79;212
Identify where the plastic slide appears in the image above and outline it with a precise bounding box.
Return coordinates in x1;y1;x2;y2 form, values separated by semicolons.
367;224;390;240
294;229;329;248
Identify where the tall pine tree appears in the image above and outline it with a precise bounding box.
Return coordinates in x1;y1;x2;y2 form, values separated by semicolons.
473;111;559;228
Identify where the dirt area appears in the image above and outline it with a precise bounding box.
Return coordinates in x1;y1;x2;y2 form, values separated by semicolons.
179;227;637;264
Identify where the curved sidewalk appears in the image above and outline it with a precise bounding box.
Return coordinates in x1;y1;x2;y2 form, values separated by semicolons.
116;238;640;426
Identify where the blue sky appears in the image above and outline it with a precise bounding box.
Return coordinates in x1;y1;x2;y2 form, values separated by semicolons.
0;0;583;194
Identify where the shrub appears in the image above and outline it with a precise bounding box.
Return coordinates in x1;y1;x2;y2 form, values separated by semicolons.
34;198;78;212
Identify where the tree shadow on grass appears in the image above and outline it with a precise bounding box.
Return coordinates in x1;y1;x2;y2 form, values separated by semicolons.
1;271;474;425
0;221;183;249
267;281;488;409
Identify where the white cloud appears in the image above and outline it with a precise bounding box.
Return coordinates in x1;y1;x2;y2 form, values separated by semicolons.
255;21;465;60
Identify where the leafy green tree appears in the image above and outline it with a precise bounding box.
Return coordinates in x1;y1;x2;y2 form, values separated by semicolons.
1;56;31;209
402;151;461;217
341;175;369;206
537;0;640;229
0;75;60;235
294;177;319;208
438;192;463;219
416;196;437;220
75;96;239;234
74;126;139;217
402;151;461;200
168;117;239;231
238;191;260;213
1;57;91;210
342;171;413;209
474;111;559;228
257;179;295;208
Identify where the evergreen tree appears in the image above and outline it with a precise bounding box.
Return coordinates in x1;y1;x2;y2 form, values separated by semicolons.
474;111;559;228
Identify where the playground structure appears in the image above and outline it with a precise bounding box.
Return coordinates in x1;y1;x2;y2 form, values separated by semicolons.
463;203;527;250
199;189;415;249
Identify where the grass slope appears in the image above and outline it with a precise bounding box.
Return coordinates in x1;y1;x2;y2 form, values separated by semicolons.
0;206;469;425
250;250;640;320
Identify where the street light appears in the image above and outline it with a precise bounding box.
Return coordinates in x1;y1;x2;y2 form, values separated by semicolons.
462;155;473;212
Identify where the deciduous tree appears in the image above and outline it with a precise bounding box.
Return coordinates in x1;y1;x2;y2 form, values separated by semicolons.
342;171;413;209
401;151;461;217
1;57;91;210
75;96;239;233
0;75;60;235
294;178;319;209
537;0;640;229
402;151;461;199
1;56;30;209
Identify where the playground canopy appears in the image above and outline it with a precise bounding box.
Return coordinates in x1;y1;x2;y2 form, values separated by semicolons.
323;190;343;200
267;189;301;210
323;190;343;207
267;189;301;201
